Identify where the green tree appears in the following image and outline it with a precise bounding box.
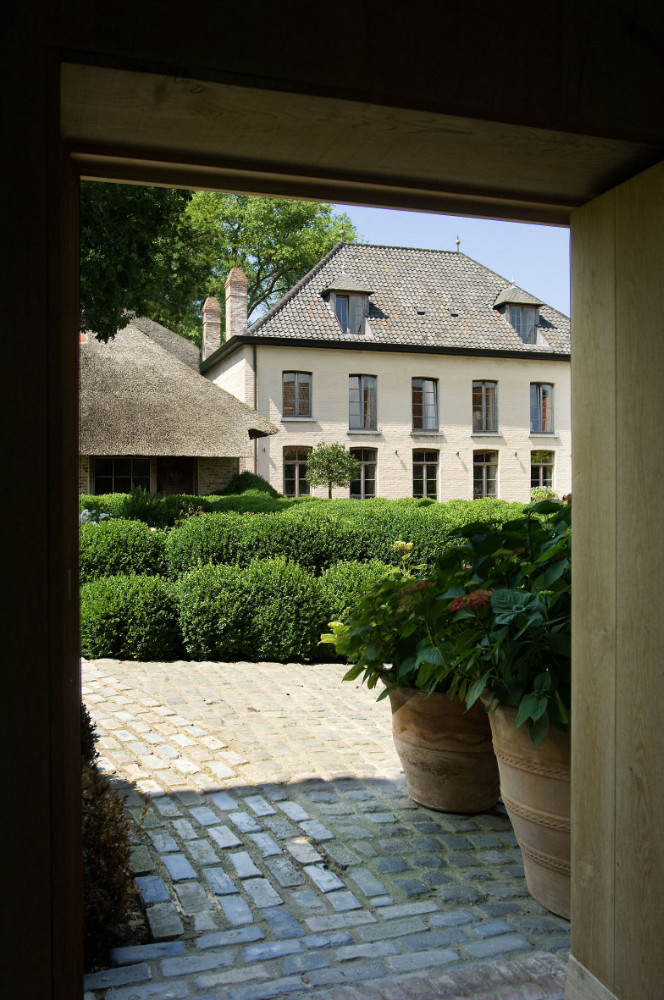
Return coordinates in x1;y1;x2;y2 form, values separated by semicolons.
178;193;358;342
80;186;358;345
306;444;361;499
79;182;206;343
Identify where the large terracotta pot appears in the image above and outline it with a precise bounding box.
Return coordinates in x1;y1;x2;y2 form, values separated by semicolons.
388;688;500;813
487;703;571;919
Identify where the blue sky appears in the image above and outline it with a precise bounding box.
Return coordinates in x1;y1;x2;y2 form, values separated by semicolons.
333;204;571;317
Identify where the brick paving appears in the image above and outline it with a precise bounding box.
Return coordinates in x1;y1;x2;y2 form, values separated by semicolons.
82;658;569;1000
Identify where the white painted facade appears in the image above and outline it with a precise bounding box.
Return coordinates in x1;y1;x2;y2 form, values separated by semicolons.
207;344;571;502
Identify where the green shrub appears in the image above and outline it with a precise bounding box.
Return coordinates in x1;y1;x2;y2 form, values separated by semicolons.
80;519;167;583
174;563;249;661
175;558;328;662
319;559;394;623
166;499;525;577
80;574;181;660
82;765;136;968
220;471;280;497
241;558;329;662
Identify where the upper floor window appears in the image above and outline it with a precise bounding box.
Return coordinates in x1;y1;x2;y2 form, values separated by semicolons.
472;380;498;432
349;374;377;430
282;371;312;417
412;378;438;431
530;383;554;433
509;305;539;344
321;276;373;337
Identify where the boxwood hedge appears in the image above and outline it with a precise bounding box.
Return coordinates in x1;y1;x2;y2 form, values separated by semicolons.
80;574;181;661
80;519;167;583
174;558;329;663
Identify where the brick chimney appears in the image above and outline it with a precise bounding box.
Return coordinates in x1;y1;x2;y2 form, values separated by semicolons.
201;296;222;359
225;266;249;341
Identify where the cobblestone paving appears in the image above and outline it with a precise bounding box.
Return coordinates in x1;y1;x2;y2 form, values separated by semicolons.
82;658;569;1000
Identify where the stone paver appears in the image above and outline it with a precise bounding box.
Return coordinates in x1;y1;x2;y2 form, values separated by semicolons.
82;658;568;999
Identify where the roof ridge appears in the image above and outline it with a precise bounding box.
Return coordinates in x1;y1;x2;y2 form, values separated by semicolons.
248;240;346;333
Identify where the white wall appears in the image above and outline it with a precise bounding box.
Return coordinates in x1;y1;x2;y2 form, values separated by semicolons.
209;344;571;501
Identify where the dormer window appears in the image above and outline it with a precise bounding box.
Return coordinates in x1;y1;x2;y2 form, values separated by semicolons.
321;275;373;336
493;286;544;345
509;305;539;344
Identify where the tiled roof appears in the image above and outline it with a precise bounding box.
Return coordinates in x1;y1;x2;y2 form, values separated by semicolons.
248;243;570;355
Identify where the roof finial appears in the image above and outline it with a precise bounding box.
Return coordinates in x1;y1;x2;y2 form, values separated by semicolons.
340;223;345;241
455;234;461;252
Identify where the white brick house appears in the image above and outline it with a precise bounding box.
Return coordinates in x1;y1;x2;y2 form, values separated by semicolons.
201;246;571;503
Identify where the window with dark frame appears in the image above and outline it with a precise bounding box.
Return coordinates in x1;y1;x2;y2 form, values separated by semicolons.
413;449;438;499
282;371;312;417
93;456;151;494
473;451;498;498
412;377;438;430
530;383;554;433
349;374;377;430
283;446;311;496
531;450;554;489
349;448;377;499
472;380;498;432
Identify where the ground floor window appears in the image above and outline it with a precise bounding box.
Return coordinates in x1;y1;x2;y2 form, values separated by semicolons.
413;449;438;499
283;446;311;496
93;456;151;494
473;451;498;498
531;450;554;489
350;448;377;499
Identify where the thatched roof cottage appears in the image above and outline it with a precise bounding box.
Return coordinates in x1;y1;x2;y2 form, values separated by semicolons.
79;312;278;495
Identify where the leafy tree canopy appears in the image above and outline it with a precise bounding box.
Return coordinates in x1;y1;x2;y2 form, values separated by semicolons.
306;443;361;499
79;183;207;343
80;185;358;345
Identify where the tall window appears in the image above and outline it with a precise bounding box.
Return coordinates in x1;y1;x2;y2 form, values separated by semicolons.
283;446;311;496
473;451;498;498
94;457;150;494
413;450;438;499
282;371;312;417
509;305;539;344
412;378;438;430
472;380;498;432
349;375;377;430
530;383;554;433
350;448;377;499
531;450;554;490
335;294;365;335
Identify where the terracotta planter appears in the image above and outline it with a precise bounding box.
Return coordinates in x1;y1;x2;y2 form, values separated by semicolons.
388;688;499;813
487;703;570;919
